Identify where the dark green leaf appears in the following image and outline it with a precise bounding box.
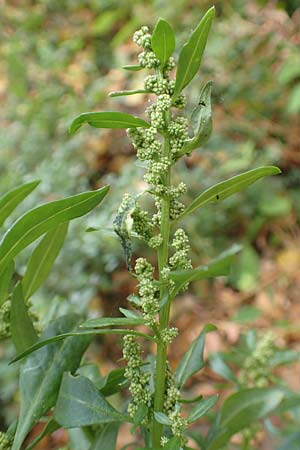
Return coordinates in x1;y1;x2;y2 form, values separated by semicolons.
164;437;181;450
173;7;215;100
98;368;128;397
170;245;241;293
154;412;170;425
10;282;38;353
0;261;14;307
175;324;217;387
133;404;148;425
0;180;40;228
22;222;69;299
181;166;281;218
188;395;219;423
69;112;150;134
90;423;120;450
54;374;124;427
151;18;175;67
0;186;109;276
209;353;238;383
80;317;146;328
11;315;91;450
183;81;212;154
25;419;60;450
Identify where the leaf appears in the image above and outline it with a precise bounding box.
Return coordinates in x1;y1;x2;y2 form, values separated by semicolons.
206;388;284;450
154;412;170;425
109;89;149;97
133;404;149;425
164;437;181;450
170;245;241;293
209;353;238;384
25;419;60;450
80;317;146;328
90;423;120;450
181;166;281;218
54;373;125;427
175;324;217;387
22;222;69;300
183;81;212;154
0;180;40;228
0;186;109;276
11;329;155;364
188;395;219;423
0;261;14;307
173;7;215;100
11;314;91;450
122;64;143;71
119;307;141;319
151;18;175;67
10;282;38;353
98;368;128;397
69;112;150;134
113;194;136;270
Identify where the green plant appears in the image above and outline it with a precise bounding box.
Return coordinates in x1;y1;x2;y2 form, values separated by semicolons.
1;7;290;450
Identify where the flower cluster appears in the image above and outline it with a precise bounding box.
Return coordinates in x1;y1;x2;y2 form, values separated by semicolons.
0;301;11;339
0;432;12;450
169;229;192;271
239;332;275;388
123;335;151;421
168;117;189;157
135;258;159;325
161;327;178;344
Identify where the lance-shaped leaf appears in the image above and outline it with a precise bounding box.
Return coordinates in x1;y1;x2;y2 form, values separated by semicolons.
151;18;175;67
98;368;128;397
80;316;146;328
69;111;150;134
0;261;14;307
0;186;109;276
181;81;212;154
188;395;219;423
11;314;91;450
122;64;143;71
10;282;38;353
109;89;149;98
170;245;241;294
209;353;238;384
173;7;215;100
206;388;284;450
90;423;120;450
181;166;281;218
175;324;217;387
54;374;125;427
22;222;69;300
0;180;40;228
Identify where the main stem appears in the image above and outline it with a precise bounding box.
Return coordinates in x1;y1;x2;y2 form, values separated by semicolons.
152;113;172;448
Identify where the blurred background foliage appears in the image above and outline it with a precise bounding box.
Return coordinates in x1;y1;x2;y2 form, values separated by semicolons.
0;0;300;445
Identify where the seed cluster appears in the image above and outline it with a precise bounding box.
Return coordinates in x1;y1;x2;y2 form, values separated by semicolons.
0;432;12;450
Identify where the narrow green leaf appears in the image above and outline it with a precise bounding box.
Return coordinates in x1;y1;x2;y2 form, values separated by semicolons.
54;373;125;427
206;388;284;450
122;64;142;71
164;437;181;450
0;186;109;276
22;222;69;300
11;329;155;364
209;353;238;384
154;412;170;426
10;282;38;353
175;324;217;387
173;7;215;100
69;112;150;134
182;166;281;218
182;81;212;154
119;307;141;319
151;18;175;67
90;423;120;450
25;419;60;450
0;180;40;228
0;261;14;307
109;89;149;97
80;316;146;328
133;404;149;425
170;245;241;293
11;314;91;450
188;395;219;423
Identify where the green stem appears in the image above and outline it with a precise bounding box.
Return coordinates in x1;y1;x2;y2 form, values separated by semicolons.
152;112;172;448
